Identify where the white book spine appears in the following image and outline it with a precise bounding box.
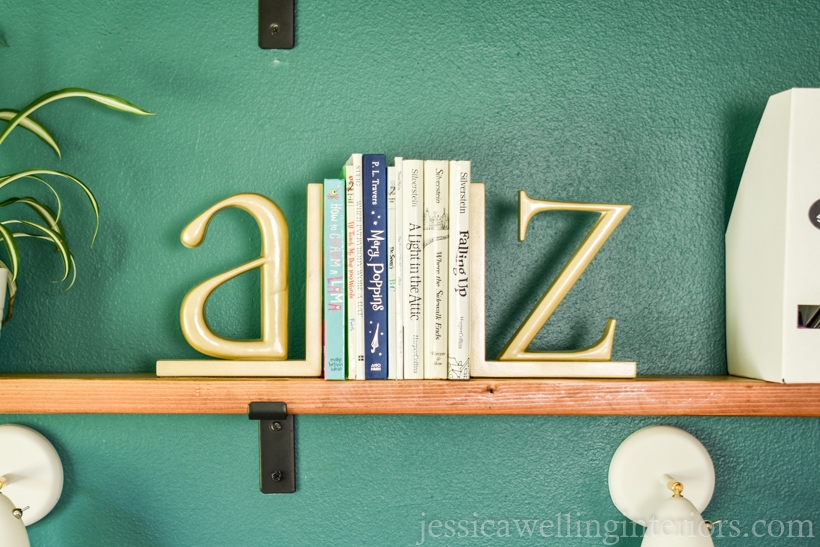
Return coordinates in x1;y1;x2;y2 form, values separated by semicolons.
348;154;366;380
387;165;398;379
344;162;358;379
423;160;448;379
394;157;404;379
401;159;424;379
448;161;470;380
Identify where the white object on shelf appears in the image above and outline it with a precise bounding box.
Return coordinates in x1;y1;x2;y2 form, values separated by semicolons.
727;88;820;382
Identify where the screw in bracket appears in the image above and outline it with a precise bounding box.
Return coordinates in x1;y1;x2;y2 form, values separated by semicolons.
270;421;282;431
271;470;284;482
269;23;281;35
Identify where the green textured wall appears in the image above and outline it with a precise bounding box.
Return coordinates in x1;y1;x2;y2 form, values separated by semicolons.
1;0;820;545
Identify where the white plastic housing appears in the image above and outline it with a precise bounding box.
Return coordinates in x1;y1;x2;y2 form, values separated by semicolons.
0;424;63;525
0;492;30;546
608;425;714;525
642;496;714;547
726;88;820;382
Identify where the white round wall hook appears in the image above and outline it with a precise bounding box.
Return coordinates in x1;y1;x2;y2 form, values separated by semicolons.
608;425;715;525
0;424;64;526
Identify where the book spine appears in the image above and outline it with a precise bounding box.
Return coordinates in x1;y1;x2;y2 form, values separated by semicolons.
352;155;366;380
387;165;398;379
401;159;424;379
447;162;470;380
323;179;346;380
363;154;389;379
393;157;404;380
423;160;449;379
342;155;361;380
344;163;357;379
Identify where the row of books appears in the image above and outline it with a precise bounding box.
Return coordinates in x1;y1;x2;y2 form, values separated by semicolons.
322;154;471;380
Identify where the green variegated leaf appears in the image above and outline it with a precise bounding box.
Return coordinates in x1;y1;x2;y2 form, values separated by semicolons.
2;219;72;282
0;172;63;220
0;259;16;325
0;223;20;281
0;109;61;157
0;169;98;243
0;88;153;308
65;250;77;290
11;234;77;291
0;196;63;233
0;88;153;148
0;232;77;294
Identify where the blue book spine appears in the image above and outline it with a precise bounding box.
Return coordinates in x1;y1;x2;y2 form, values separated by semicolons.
323;179;347;380
362;154;388;379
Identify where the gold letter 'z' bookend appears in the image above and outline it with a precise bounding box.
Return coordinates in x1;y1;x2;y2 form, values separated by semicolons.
156;184;322;377
469;187;636;378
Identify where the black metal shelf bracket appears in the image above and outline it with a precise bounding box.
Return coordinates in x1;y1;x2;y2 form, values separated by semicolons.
259;0;294;49
248;402;295;493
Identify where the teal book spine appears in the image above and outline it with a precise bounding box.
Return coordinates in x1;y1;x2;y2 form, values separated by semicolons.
323;179;347;380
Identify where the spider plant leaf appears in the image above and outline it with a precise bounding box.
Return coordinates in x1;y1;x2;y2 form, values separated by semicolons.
12;234;77;290
0;88;154;148
65;249;77;290
0;169;98;244
0;172;63;221
3;219;71;282
0;223;20;281
0;109;61;157
0;259;16;325
0;197;64;234
7;234;77;291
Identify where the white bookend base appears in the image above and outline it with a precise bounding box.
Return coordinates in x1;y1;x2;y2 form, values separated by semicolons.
156;360;318;377
476;360;636;378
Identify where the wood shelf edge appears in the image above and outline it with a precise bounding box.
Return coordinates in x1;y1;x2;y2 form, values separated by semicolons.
0;374;816;416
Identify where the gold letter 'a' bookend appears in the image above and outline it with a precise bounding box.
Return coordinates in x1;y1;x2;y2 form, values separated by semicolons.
156;184;322;377
469;186;636;378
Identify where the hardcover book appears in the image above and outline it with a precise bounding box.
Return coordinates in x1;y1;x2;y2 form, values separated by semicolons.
323;179;346;380
401;159;424;379
363;154;389;379
387;164;398;379
343;154;365;380
423;160;449;379
448;161;471;380
393;157;405;379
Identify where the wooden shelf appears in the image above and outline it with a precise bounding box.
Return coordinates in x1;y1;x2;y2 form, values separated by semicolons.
0;374;817;416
